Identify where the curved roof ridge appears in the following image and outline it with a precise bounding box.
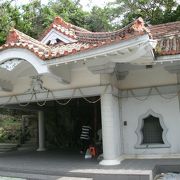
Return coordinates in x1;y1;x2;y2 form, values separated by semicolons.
76;17;151;42
0;17;155;60
6;28;50;50
39;16;91;41
149;21;180;29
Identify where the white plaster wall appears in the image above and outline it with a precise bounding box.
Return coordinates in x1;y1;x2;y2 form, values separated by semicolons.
119;66;177;89
122;95;180;156
43;67;100;90
0;77;32;97
0;66;100;96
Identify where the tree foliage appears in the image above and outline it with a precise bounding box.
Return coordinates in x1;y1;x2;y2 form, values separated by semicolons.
109;0;180;26
0;0;113;45
0;0;179;45
0;1;21;44
84;6;113;32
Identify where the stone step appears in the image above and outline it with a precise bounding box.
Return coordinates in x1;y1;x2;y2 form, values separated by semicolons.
18;147;36;151
0;143;18;152
18;143;37;151
0;170;93;180
21;143;36;146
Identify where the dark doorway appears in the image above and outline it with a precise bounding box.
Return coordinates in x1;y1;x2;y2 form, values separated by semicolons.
44;97;101;150
3;96;102;152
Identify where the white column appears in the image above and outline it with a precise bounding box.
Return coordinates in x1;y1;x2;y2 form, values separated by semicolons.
177;73;180;111
100;93;122;166
37;111;46;151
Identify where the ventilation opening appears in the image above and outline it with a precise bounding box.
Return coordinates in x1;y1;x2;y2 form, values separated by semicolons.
46;38;62;45
141;115;164;144
146;65;153;69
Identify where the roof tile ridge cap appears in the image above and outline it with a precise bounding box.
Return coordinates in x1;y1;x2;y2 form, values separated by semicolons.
39;16;76;41
14;29;50;49
53;25;77;39
76;18;143;36
6;28;20;44
38;16;70;41
53;16;71;28
51;41;77;48
76;18;150;37
150;21;180;28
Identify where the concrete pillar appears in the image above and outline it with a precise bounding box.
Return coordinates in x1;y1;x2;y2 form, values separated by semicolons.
177;73;180;111
37;111;46;151
100;93;122;165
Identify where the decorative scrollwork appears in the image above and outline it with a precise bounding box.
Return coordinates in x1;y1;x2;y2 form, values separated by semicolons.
0;59;23;71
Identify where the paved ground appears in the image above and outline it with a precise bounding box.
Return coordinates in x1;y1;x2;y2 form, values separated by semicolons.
0;150;179;180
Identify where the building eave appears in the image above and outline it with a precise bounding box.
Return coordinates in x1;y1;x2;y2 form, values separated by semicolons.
46;34;154;66
155;54;180;64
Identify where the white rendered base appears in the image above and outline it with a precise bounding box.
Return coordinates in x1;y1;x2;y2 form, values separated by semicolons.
99;159;121;166
36;148;46;152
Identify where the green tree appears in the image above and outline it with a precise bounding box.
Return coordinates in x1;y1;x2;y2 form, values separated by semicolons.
47;0;114;32
0;0;91;44
109;0;180;26
47;0;88;28
0;0;21;44
84;6;113;32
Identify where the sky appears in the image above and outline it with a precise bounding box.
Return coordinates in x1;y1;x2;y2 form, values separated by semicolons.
80;0;115;11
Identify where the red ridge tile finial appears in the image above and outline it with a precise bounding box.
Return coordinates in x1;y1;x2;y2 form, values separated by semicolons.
132;17;145;32
6;28;20;43
131;17;151;37
53;16;69;28
53;16;64;24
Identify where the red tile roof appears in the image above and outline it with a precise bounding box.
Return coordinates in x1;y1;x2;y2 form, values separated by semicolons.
39;16;90;41
150;21;180;55
0;17;179;61
2;28;51;59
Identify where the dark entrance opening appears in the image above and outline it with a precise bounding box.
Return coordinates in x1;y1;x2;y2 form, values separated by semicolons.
45;97;101;151
2;96;102;153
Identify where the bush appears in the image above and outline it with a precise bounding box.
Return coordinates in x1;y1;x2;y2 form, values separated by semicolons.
0;115;21;143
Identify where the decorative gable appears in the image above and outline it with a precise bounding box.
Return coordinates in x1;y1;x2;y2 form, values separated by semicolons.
41;28;77;45
40;16;78;45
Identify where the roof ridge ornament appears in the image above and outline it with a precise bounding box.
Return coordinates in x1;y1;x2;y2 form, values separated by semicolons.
6;28;20;43
132;17;150;34
53;16;71;28
132;17;144;31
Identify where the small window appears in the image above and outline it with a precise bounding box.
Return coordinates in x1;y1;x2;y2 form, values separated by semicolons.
135;109;170;148
141;115;164;144
56;38;61;43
